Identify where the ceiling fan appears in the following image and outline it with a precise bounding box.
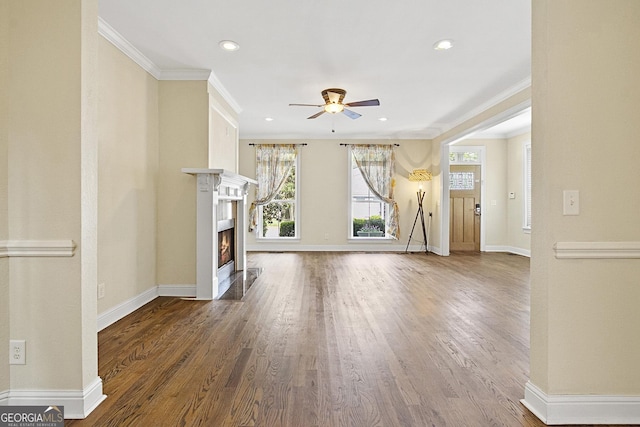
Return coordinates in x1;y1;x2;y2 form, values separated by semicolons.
289;88;380;120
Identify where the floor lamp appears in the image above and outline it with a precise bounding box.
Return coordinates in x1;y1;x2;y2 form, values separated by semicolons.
405;169;432;254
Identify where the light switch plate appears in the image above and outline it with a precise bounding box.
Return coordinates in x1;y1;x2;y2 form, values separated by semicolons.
563;190;580;215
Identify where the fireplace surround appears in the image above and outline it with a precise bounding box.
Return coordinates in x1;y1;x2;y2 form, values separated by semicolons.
182;169;256;299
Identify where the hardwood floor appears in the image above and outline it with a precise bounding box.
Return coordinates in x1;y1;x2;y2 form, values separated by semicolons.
67;252;620;426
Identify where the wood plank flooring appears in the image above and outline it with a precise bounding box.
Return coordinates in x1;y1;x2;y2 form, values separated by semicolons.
67;252;621;426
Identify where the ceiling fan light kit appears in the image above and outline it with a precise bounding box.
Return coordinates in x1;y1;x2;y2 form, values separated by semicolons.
324;103;344;114
289;88;380;121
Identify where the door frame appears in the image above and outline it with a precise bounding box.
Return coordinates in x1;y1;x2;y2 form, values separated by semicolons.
448;151;485;252
437;100;530;256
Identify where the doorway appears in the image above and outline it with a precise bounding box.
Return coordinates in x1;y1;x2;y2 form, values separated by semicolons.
449;164;481;251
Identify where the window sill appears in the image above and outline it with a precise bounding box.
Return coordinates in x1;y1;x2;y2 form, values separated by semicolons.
348;237;394;243
256;237;301;242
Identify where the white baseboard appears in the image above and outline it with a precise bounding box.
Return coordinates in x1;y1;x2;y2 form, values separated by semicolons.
0;377;106;419
522;381;640;425
247;243;437;253
97;285;197;331
97;287;158;331
428;245;442;255
157;284;196;297
485;245;531;257
246;244;525;258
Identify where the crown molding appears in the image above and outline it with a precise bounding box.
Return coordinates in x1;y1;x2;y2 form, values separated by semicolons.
439;76;531;138
98;17;162;79
207;70;243;114
98;18;211;82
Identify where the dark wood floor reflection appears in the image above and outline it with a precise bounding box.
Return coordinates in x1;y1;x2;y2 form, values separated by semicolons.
67;252;586;426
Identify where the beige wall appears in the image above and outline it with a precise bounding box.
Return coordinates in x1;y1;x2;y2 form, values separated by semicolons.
531;0;640;394
209;107;238;171
0;0;9;393
97;37;159;312
5;0;98;392
239;139;432;249
208;83;239;171
507;132;531;252
156;81;209;286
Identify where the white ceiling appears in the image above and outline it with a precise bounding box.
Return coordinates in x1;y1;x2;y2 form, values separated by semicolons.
98;0;531;140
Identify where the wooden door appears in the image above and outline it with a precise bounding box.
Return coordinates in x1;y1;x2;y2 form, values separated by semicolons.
449;165;481;251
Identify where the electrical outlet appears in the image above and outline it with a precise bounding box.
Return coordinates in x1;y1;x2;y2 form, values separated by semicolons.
10;340;26;365
98;283;105;299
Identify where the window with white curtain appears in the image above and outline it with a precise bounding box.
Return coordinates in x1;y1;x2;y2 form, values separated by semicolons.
348;144;399;239
248;144;299;239
258;156;298;239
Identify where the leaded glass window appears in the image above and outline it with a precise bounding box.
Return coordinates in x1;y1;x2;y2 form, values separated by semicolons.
449;172;475;190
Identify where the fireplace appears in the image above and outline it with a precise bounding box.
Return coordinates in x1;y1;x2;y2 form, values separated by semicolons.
218;223;234;268
217;219;235;284
182;168;256;300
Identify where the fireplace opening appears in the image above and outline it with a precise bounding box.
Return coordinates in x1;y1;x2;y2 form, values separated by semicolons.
218;226;234;268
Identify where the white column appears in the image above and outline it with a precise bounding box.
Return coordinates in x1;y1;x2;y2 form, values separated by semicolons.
194;173;218;299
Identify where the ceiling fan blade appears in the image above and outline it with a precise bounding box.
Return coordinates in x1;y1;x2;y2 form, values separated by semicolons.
344;99;380;107
307;110;326;119
289;103;324;107
342;109;361;120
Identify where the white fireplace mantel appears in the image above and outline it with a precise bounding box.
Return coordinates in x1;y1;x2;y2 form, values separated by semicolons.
182;168;257;300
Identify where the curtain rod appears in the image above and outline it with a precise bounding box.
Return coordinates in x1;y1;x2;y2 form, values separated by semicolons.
248;143;307;146
339;143;400;146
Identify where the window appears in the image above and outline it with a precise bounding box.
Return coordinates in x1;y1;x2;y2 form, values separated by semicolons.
248;144;299;239
351;161;387;238
348;145;399;239
449;172;475;190
449;150;480;164
523;142;532;230
259;159;297;238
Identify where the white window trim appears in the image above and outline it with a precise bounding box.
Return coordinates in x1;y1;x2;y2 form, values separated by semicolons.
347;147;392;241
523;141;532;231
257;152;300;240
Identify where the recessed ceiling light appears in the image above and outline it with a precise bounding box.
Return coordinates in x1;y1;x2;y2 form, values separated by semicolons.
265;117;274;122
433;39;454;51
378;117;388;122
219;40;240;51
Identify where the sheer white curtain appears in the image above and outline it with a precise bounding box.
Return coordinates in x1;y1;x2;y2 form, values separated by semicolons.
248;144;298;232
351;144;400;239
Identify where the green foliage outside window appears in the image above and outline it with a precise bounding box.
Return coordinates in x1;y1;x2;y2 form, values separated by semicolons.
352;215;385;237
279;221;295;237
